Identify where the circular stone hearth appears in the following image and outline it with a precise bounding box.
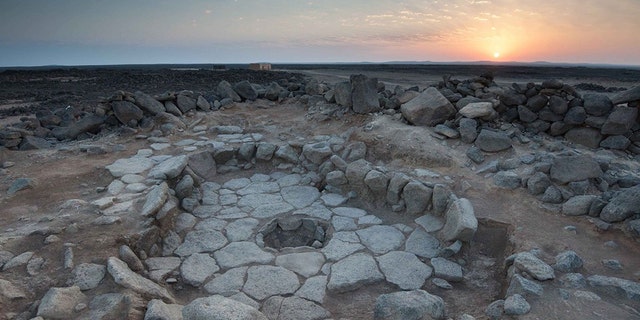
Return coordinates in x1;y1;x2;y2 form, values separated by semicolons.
258;217;331;250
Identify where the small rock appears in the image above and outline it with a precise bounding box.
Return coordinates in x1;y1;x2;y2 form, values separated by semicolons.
504;294;531;315
373;290;445;320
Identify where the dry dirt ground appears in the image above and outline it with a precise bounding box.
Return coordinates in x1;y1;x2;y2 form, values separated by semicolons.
0;66;639;319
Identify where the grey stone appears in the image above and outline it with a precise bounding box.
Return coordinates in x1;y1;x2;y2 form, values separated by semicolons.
332;215;357;231
188;151;216;181
144;299;183;320
506;274;544;297
274;144;299;163
2;251;33;271
326;170;348;187
600;185;640;222
511;252;555;281
112;100;143;125
343;141;368;162
243;266;300;300
234;80;258;101
281;186;320;209
196;95;211;111
493;171;521;189
459;102;494;119
400;87;456;126
365;170;390;195
405;227;441;259
134;91;165;115
587;275;640;301
549;155;603;184
181;253;219;287
334;81;353;107
149;155;188;180
602;259;623;270
549;95;568;114
350;74;381;114
440;198;477;242
518;105;538;123
37;286;87;319
275;252;325;278
52;114;105;140
107;257;174;302
377;251;433;290
7;177;35;195
302;142;333;164
600;135;631;149
106;156;155;178
504;294;530;315
527;172;551;195
176;94;197;113
601;106;638;135
434;124;460;138
225;218;259;242
562;195;598;216
70;263;106;291
182;295;267;320
0;279;26;300
554;251;584;273
485;300;504;320
475;129;512;152
565;127;603;149
542;185;564;204
415;214;444;233
386;173;411;204
559;273;587;289
432;278;453;290
564;106;587;125
321;235;365;262
466;145;485;164
431;185;450;216
174;230;228;257
320;193;348;207
356;225;405;254
87;293;129;320
295;275;328;304
256;142;277;161
430;257;463;282
213;242;274;269
262;296;330;320
373;290;445;320
459;118;478;144
583;93;613;116
403;181;433;215
140;182;169;217
204;266;247;296
328;252;384;293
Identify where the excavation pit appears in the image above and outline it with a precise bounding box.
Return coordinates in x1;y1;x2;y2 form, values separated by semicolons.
258;216;331;250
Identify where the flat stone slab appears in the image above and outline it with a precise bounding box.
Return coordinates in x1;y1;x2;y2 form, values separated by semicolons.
275;252;325;278
213;242;275;269
327;252;384;293
356;225;406;254
182;295;267;320
106;157;155;178
224;218;259;242
180;253;220;287
262;296;330;320
107;257;174;303
405;228;441;259
332;207;368;218
321;236;365;262
415;214;444;233
374;290;445;320
281;186;321;209
204;266;248;296
431;257;464;282
148;155;188;180
174;230;228;257
511;252;555;281
295;275;328;304
377;251;433;290
243;265;300;300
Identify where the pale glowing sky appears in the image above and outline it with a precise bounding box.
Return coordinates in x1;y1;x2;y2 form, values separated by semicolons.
1;0;639;66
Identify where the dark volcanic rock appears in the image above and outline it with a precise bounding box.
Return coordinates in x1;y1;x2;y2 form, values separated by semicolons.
52;115;105;140
475;129;512;152
564;107;587;125
400;87;456;126
583;93;613;116
517;105;538;123
600;185;640;222
526;95;548;112
548;96;568;115
350;74;380;114
601;106;638;135
564;127;602;149
611;85;640;105
459;118;478;143
19;136;52;150
549;155;603;184
233;80;258;101
134;91;165;115
217;80;242;102
600;135;631;150
176;94;197;113
112;101;143;126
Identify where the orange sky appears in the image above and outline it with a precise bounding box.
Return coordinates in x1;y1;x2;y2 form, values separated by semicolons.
1;0;639;66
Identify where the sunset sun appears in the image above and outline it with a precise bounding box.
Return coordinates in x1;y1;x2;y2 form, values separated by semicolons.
493;52;500;59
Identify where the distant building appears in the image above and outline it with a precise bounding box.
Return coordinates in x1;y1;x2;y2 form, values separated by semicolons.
249;63;271;71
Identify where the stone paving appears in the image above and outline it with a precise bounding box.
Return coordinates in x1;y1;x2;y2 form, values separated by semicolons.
93;128;470;319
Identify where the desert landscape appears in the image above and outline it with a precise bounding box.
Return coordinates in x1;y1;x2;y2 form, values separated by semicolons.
0;64;640;320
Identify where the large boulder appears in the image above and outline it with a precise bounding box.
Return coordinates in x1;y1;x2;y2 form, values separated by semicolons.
217;80;242;102
112;101;143;125
600;185;640;222
601;106;638;135
400;87;456;126
564;127;603;149
176;94;197;113
37;286;87;319
334;81;352;108
458;102;495;119
134;91;165;115
234;80;258;101
350;74;380;114
549;155;602;184
583;93;613;116
52;114;105;140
